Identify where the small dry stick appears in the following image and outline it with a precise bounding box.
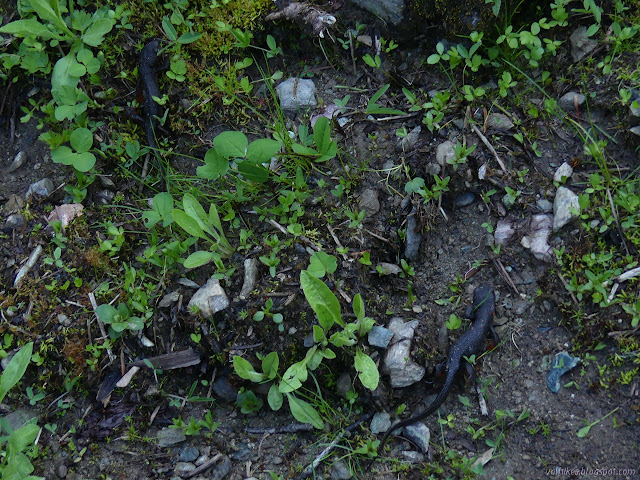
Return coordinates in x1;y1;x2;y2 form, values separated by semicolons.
181;453;223;479
327;224;348;260
472;124;508;174
88;292;116;362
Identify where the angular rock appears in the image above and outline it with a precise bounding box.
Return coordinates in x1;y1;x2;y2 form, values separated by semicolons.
3;213;26;232
404;209;422;261
435;140;455;167
276;78;317;112
358;188;380;216
558;91;586;111
25;178;54;199
210;455;231;480
494;219;515;245
188;277;230;317
159;291;180;308
370;412;392;434
553;186;580;231
383;318;425;388
403;423;430;453
521;214;553;262
569;27;598;62
553;162;574;184
156;427;186;447
368;325;394;348
546;352;580;393
398;125;421;151
174;462;196;477
487;113;514;130
239;258;259;299
213;376;237;403
536;198;553;213
179;446;200;462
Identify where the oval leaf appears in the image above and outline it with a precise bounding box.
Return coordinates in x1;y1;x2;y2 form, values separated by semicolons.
355;350;380;390
286;393;324;429
300;270;342;329
183;250;214;269
214;131;247;159
233;356;265;382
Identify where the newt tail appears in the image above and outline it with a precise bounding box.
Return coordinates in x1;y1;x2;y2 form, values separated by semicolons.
138;39;162;150
376;285;498;455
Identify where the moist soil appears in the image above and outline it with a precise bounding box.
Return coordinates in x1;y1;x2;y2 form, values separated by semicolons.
1;3;639;480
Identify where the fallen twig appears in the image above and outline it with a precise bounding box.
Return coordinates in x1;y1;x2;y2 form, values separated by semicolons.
471;124;508;174
244;423;314;434
181;453;223;479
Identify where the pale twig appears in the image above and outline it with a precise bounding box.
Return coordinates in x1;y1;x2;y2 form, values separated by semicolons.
471;124;508;174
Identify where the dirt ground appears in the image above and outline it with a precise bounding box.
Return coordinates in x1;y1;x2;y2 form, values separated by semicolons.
1;2;639;480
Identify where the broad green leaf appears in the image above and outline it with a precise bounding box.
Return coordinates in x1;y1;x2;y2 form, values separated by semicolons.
233;356;265;382
268;383;283;410
72;152;96;172
291;143;318;156
308;252;337;278
172;209;207;239
150;192;174;227
183;250;214;269
237;161;269;183
246;138;282;164
81;18;114;47
69;127;93;153
29;0;74;38
183;194;215;238
162;16;177;41
355;350;380;390
352;293;364;321
279;360;308;393
316;141;337;162
0;343;33;403
312;117;331;153
286;393;324;429
300;270;342;329
197;148;229;180
95;304;118;324
214;131;247;158
178;31;202;44
51;55;82;93
0;19;57;39
262;352;279;379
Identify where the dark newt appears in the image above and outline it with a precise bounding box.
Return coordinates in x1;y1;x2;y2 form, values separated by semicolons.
138;39;162;150
376;285;498;455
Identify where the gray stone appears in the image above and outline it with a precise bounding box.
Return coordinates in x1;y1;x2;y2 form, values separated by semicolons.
558;92;586;111
25;178;54;199
156;427;186;447
358;189;380;216
435;140;455;167
57;464;68;478
554;162;574;184
547;352;580;393
454;192;475;208
331;461;352;480
401;450;426;463
3;213;26;232
536;198;553;213
368;326;394;348
494;219;515;246
398;125;421;151
403;423;430;453
239;258;259;299
383;318;425;388
174;462;196;477
57;313;72;327
487;113;514;130
213;377;237;403
179;446;200;462
350;0;404;25
159;291;180;308
630;89;640;117
370;412;392;434
570;27;598;62
2;194;25;214
188;277;230;317
276;78;317;112
210;455;231;480
6;151;26;173
1;409;37;433
336;372;352;399
521;214;553;263
553;186;580;231
630;126;640;136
